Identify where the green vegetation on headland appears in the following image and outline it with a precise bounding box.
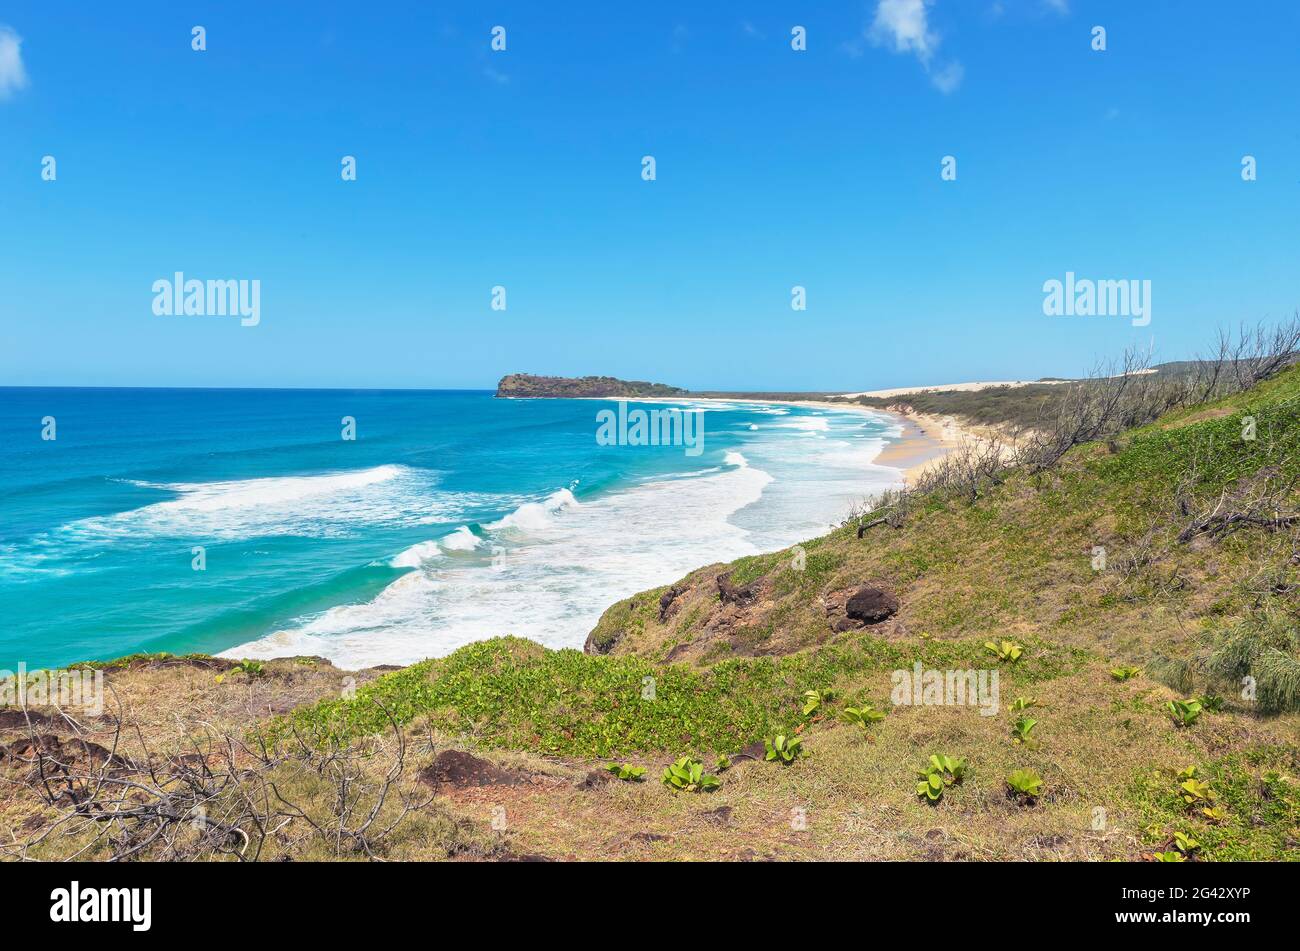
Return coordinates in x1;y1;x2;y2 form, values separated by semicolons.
495;373;688;399
3;324;1298;861
493;372;841;403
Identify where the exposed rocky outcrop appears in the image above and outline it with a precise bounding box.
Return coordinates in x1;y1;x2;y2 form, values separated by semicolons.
823;585;900;632
846;586;899;624
658;584;686;622
716;571;760;606
584;626;622;655
496;374;688;399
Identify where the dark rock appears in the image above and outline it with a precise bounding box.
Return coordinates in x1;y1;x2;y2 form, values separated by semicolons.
717;571;758;606
583;626;621;655
845;587;899;624
658;585;685;622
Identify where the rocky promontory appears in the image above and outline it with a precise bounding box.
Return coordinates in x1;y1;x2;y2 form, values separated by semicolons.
495;374;689;399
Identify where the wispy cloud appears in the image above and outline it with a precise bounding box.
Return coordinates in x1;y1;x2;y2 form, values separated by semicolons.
867;0;963;94
870;0;939;63
931;61;964;94
1044;0;1070;13
0;25;30;101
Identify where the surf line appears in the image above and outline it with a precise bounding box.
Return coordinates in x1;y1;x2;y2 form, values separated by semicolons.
595;401;705;457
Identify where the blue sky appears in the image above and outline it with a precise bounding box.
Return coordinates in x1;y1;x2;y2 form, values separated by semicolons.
1;1;1297;390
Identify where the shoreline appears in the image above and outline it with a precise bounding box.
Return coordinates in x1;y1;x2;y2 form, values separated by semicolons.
786;401;984;487
57;394;978;671
550;392;978;487
591;392;977;489
744;398;966;487
217;400;982;669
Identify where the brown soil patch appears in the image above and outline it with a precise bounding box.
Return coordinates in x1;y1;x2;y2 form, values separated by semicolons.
0;733;136;778
419;749;557;795
0;709;71;731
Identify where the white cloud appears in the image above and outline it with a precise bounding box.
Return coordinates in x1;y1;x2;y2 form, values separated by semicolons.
868;1;963;94
931;61;964;94
0;25;29;100
1044;0;1070;13
870;0;938;63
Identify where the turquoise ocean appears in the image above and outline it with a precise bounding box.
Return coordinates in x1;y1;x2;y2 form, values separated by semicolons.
0;389;903;669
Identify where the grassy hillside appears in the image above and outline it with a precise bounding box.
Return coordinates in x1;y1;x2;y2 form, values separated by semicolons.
3;367;1297;862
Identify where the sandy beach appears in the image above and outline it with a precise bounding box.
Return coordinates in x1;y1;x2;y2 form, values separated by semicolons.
583;393;985;489
762;399;969;486
870;411;961;484
707;394;983;487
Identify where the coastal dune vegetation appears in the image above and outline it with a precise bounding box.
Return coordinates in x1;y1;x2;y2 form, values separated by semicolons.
1;322;1298;862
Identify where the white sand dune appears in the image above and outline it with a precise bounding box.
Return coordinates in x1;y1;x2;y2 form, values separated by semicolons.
838;379;1070;400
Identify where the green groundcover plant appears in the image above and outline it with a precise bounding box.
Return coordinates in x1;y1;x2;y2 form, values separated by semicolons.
661;757;720;792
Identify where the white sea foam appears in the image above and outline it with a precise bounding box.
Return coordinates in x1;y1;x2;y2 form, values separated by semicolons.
389;540;443;569
485;487;578;532
803;438;890;470
777;417;830;432
439;525;483;551
0;543;75;581
653;467;723;480
226;458;776;667
224;405;907;668
64;465;458;542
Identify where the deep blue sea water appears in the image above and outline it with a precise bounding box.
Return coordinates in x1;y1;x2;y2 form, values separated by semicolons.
0;388;903;669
